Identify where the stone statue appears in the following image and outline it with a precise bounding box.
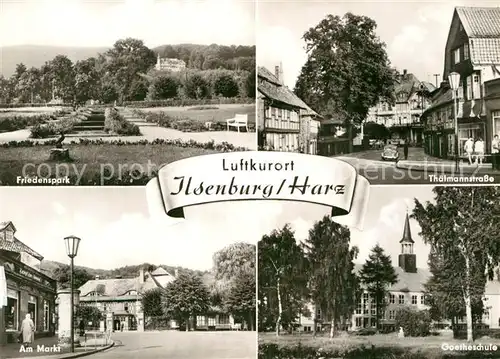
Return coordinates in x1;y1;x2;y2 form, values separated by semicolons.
49;131;71;162
55;131;65;149
398;326;405;338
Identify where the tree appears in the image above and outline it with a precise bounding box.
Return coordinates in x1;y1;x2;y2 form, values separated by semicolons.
184;74;209;99
47;55;75;103
213;74;239;98
74;57;101;105
304;215;360;337
161;273;210;331
363;122;390;140
141;288;165;317
359;244;398;331
148;76;179;100
245;68;256;98
212;242;255;281
126;77;149;101
16;68;41;103
412;186;500;342
294;13;395;153
225;271;256;330
258;225;309;335
53;265;93;289
76;306;103;327
99;84;119;104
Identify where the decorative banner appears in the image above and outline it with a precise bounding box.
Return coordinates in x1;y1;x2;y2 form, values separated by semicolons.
146;151;370;229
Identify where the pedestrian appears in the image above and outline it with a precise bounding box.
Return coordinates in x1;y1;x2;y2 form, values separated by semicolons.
20;313;35;348
403;139;409;160
464;138;474;165
492;135;499;170
474;137;485;165
79;319;85;336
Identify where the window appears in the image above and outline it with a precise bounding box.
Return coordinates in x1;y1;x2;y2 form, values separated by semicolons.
28;295;37;329
316;308;321;320
196;316;206;326
207;316;216;326
363;293;369;314
43;301;49;331
398;295;405;304
493;111;500;137
5;229;14;242
286;110;290;121
124;304;129;312
411;295;417;305
484;310;490;320
454;48;461;64
303;326;311;332
356;297;362;314
389;310;395;320
464;43;469;60
473;74;481;99
219;315;230;324
420;295;425;305
458;123;485;156
389;294;395;304
355;317;362;328
5;289;19;330
466;76;472;100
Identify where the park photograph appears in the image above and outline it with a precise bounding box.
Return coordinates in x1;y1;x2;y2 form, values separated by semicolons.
257;186;500;358
0;187;256;359
257;1;500;184
0;0;256;186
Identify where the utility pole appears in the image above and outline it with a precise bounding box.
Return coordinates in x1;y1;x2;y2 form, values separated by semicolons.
433;74;440;88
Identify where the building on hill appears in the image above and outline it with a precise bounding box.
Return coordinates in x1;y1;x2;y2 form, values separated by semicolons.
78;268;176;332
297;211;500;333
422;6;500;160
0;221;57;345
366;69;435;146
155;54;186;72
257;65;321;153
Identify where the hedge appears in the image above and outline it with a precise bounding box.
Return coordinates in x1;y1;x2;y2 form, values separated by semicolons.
0;138;250;152
122;97;254;108
0;115;50;132
0;103;71;109
258;343;498;359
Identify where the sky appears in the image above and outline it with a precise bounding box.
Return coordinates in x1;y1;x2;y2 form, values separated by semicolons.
261;185;436;269
0;187;262;271
257;0;499;89
0;0;255;48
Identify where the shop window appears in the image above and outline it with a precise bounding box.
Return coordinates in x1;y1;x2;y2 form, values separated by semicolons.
43;301;49;331
5;289;19;330
458;124;484;156
28;295;37;329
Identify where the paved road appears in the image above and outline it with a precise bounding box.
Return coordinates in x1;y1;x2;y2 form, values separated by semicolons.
337;157;500;184
92;331;256;359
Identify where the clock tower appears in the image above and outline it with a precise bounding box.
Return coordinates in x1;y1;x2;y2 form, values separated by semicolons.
398;211;417;273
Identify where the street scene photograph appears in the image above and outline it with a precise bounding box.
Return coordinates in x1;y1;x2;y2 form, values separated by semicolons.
0;0;256;186
0;187;256;359
257;1;500;184
258;186;500;358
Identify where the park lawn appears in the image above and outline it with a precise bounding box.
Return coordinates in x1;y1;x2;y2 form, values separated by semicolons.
259;332;500;358
142;104;256;124
0;144;218;185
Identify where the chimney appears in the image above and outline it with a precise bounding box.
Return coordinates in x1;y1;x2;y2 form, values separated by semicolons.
403;69;407;76
139;268;144;284
275;65;280;82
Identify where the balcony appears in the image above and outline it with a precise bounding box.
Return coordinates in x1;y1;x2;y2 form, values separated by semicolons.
264;118;300;133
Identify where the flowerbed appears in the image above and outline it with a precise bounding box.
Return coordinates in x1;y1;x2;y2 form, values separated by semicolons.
123;97;254;108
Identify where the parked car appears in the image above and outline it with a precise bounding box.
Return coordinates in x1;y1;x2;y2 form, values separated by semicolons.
381;144;399;161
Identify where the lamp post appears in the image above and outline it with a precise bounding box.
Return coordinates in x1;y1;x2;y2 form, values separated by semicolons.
64;236;81;353
448;72;461;172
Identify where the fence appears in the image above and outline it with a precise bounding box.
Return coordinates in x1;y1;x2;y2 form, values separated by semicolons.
81;330;112;351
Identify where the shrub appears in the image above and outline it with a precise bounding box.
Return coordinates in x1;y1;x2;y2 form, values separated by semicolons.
0;114;50;132
148;76;180;100
246;68;256;98
213;74;239;98
395;307;431;337
122;97;254;108
184;74;210;99
104;107;141;136
29;117;78;139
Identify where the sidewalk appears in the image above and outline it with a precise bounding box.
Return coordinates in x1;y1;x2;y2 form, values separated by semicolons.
0;336;113;359
396;159;500;175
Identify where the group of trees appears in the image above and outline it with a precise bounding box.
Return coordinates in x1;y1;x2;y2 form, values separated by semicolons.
0;39;256;105
258;217;400;337
259;187;500;343
141;242;256;331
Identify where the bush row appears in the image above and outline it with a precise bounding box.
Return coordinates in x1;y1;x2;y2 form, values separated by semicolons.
0;138;249;152
104;107;141;136
122;97;254;108
258;343;497;359
0;115;50;132
0;103;68;109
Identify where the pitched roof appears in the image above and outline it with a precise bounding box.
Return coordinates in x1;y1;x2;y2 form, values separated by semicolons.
0;221;44;261
355;264;431;293
456;7;500;38
78;274;158;297
151;267;169;276
258;66;308;109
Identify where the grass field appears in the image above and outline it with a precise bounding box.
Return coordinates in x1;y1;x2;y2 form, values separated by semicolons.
139;104;256;124
259;332;500;358
0;144;217;185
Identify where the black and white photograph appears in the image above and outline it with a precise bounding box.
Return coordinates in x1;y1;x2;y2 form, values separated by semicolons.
0;187;256;359
258;186;500;359
0;0;256;186
257;1;500;184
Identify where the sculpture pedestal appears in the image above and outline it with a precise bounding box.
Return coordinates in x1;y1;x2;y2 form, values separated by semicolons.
49;148;71;162
56;289;80;348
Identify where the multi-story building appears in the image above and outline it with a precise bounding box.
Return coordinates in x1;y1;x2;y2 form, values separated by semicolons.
155;54;186;72
297;211;500;332
257;65;321;153
366;70;435;146
422;6;500;159
0;221;57;345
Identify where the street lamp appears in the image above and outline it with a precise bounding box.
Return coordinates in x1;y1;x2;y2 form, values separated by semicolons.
448;72;461;172
64;235;81;353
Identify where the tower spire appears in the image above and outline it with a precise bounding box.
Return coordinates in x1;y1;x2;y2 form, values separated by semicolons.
400;211;414;244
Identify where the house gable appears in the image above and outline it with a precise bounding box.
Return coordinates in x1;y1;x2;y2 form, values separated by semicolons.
443;9;470;80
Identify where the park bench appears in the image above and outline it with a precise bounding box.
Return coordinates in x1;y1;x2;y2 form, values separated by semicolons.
226;114;248;132
231;323;242;331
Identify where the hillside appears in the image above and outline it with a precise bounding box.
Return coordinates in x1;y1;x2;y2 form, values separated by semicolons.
37;259;207;280
0;45;108;77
